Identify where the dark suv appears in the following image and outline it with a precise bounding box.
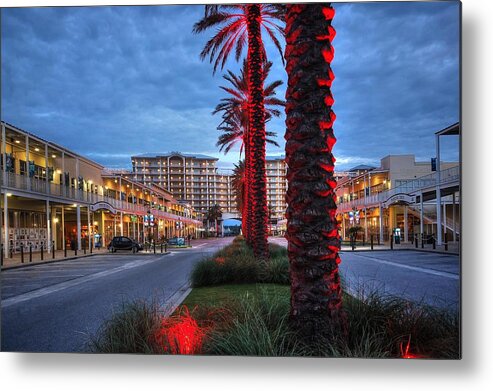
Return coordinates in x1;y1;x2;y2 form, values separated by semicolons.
108;236;143;253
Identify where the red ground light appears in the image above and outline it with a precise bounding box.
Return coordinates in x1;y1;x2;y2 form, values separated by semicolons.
157;307;204;355
400;336;423;359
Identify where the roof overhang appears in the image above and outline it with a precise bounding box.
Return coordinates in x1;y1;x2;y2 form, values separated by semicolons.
435;122;460;136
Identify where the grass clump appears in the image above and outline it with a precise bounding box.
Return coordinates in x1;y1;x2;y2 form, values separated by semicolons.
88;300;163;353
200;287;304;356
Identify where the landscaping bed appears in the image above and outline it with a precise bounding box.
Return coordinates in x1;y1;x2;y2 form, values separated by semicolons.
90;236;460;358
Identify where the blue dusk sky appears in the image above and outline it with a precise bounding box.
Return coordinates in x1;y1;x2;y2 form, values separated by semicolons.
1;1;460;171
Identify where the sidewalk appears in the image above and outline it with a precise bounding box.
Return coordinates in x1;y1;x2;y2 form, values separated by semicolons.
1;248;104;270
341;241;459;255
1;247;175;270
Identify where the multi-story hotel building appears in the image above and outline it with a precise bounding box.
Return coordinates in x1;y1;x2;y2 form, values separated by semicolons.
130;153;235;215
266;155;288;221
335;124;460;246
1;122;203;258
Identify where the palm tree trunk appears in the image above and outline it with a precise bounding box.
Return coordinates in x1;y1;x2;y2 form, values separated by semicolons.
285;3;345;338
244;126;251;244
246;4;269;260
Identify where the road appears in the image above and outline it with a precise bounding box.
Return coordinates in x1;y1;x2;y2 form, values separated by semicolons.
269;237;460;311
1;237;234;352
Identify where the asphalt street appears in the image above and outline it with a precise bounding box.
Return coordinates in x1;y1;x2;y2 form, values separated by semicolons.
269;237;460;311
1;237;234;352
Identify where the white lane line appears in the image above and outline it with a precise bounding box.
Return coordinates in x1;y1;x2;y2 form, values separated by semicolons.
2;274;87;280
2;257;165;308
192;243;207;248
342;253;459;280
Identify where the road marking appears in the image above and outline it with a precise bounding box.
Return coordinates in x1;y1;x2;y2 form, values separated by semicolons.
192;243;207;248
343;253;459;280
2;256;167;308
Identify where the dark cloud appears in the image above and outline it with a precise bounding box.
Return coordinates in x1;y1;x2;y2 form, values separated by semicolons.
1;2;459;171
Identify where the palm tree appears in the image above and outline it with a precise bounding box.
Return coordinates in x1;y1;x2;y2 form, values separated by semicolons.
284;4;345;339
214;60;284;157
214;60;284;246
206;204;223;237
194;4;284;260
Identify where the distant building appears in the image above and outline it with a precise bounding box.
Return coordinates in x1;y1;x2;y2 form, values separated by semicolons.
130;152;235;215
266;155;288;221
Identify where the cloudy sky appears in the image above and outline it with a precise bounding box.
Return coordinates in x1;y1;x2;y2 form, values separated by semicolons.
1;1;460;171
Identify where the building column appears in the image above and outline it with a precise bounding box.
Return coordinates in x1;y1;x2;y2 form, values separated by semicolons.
3;193;9;258
75;157;80;196
419;193;424;238
452;192;456;242
76;204;81;250
404;205;408;243
61;205;66;251
26;135;31;191
1;122;6;184
364;207;368;242
46;200;51;253
342;213;346;240
137;217;140;242
390;206;396;240
61;151;66;197
101;212;106;247
51;206;57;250
87;207;92;250
435;134;442;245
443;198;447;241
379;204;383;243
45;144;50;194
120;212;124;236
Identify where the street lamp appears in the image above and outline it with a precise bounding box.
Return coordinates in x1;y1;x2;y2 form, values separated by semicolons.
146;209;152;250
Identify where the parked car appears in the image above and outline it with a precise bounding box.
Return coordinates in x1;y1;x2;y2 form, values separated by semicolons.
167;237;185;246
108;236;143;253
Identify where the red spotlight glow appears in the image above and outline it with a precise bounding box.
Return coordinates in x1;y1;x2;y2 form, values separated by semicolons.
157;307;204;355
400;336;422;359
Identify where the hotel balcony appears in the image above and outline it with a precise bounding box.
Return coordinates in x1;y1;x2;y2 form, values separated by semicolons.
2;172;201;225
336;166;460;213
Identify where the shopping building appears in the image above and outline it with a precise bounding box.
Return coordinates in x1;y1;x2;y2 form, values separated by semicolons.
335;123;460;245
1;122;203;258
130;152;235;215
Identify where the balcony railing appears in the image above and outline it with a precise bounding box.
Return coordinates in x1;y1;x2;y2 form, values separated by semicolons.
2;172;201;224
337;166;460;211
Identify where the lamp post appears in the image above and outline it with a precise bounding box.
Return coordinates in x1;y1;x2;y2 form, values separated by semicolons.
146;209;152;250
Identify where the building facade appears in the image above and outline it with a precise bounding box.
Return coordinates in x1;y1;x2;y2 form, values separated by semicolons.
131;152;235;215
1;122;203;258
266;155;288;221
335;149;460;245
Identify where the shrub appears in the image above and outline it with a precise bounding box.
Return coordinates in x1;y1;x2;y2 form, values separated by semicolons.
203;288;304;356
88;300;163;353
259;256;289;284
191;243;259;287
301;292;460;358
190;238;290;287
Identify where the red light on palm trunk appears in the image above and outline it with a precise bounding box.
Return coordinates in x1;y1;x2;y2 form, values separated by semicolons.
322;6;336;21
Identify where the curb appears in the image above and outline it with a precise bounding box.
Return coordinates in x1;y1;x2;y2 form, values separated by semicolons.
340;248;459;256
162;284;193;317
